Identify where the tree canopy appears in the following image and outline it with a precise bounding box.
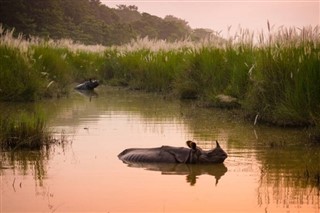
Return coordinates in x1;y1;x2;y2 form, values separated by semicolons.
0;0;213;45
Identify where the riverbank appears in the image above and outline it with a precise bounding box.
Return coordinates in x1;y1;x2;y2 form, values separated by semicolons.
0;25;319;141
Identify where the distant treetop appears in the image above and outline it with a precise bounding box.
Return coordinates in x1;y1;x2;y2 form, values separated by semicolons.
0;0;218;45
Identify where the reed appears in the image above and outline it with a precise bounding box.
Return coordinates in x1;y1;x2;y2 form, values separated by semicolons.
104;25;319;128
30;45;73;97
245;29;320;126
69;50;106;82
0;112;52;150
0;26;107;100
1;24;319;131
0;44;43;101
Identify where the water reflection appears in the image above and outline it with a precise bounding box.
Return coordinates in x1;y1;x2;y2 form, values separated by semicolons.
258;171;320;212
0;142;70;186
123;163;227;186
75;89;98;101
256;143;320;210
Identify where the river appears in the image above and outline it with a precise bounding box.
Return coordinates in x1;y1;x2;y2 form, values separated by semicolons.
1;86;319;212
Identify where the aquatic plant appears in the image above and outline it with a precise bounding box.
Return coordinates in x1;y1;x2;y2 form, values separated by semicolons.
0;112;52;150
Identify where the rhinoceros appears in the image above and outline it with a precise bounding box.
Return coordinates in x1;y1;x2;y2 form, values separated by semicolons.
75;79;99;90
118;140;228;164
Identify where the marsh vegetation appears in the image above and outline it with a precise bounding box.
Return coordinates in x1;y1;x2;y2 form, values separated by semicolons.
0;24;319;151
0;107;69;150
1;25;319;127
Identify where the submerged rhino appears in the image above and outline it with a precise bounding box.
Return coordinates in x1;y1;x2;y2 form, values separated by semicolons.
75;79;99;90
118;140;228;164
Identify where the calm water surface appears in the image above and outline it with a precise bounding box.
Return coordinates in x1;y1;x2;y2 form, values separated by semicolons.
1;87;319;212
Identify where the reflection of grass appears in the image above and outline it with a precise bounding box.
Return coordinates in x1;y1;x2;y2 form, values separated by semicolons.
1;150;47;186
304;165;320;189
265;147;319;190
257;142;320;197
257;150;320;208
0;112;54;150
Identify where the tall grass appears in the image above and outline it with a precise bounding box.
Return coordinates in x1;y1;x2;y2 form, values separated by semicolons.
103;49;189;92
0;25;106;100
245;28;320;125
1;24;319;130
0;39;43;101
0;112;51;150
103;25;319;128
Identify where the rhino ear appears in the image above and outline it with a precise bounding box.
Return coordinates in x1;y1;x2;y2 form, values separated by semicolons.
186;140;197;150
216;140;221;148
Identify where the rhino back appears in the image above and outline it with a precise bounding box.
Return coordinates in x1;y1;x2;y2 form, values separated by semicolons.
118;146;191;163
119;147;167;163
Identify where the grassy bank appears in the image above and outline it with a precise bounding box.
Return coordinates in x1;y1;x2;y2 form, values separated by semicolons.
0;26;106;101
0;25;319;133
103;27;320;128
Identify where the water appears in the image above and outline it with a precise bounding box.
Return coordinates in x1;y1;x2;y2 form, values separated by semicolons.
1;87;319;212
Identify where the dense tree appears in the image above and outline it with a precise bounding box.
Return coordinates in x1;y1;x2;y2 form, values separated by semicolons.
0;0;201;45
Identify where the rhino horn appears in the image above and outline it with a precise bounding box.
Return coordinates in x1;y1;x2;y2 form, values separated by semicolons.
216;140;221;148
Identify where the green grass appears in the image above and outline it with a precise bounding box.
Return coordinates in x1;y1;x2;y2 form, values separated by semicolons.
0;27;107;100
0;112;52;150
30;45;73;97
1;25;319;133
245;41;320;126
69;51;106;82
102;26;320;130
0;45;43;101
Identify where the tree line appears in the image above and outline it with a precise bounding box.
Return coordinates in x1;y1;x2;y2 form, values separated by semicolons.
0;0;214;45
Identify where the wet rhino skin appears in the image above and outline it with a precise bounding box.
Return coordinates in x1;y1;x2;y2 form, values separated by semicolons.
118;141;228;164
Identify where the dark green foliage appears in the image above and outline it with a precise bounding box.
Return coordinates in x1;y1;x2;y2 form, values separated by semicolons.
0;0;193;45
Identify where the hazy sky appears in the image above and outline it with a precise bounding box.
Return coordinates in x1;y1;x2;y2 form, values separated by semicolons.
101;0;319;37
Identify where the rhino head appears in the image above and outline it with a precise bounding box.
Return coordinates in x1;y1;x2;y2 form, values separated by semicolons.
186;140;228;164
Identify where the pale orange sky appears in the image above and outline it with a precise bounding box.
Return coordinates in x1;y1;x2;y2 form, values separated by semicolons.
102;0;319;37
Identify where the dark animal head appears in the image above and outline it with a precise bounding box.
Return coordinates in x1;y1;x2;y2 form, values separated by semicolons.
86;80;99;89
186;140;228;164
